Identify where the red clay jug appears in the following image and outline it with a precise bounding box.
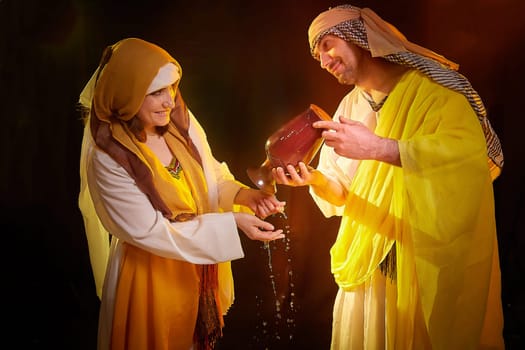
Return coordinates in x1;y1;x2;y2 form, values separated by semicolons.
247;104;331;193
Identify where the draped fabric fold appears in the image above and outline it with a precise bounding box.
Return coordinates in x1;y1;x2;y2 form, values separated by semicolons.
331;162;400;289
78;123;110;299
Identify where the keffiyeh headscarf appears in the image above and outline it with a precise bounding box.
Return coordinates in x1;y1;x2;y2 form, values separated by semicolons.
308;4;504;178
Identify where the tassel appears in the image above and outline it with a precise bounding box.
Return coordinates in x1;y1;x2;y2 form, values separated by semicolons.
379;243;397;281
194;264;223;350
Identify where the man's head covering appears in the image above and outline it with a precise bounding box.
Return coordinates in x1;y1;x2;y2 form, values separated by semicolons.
308;5;458;69
307;4;503;177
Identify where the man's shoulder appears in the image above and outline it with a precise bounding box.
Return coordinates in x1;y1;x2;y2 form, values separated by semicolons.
398;69;460;97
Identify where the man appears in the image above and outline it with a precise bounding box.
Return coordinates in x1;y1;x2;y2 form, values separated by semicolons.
272;4;505;349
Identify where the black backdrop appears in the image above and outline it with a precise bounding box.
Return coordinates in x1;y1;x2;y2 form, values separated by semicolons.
1;0;523;349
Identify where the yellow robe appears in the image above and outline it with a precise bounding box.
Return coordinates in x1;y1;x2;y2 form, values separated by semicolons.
312;70;504;349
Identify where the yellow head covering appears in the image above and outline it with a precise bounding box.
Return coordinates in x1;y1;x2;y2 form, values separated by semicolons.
93;38;181;121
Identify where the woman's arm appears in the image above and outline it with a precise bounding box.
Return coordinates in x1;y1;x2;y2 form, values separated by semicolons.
88;149;245;264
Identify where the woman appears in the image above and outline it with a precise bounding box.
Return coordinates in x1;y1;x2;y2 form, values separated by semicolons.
78;37;286;350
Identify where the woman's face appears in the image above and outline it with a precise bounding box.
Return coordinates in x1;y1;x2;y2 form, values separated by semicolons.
136;85;176;132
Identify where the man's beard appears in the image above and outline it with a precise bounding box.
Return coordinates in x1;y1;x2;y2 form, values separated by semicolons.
334;68;354;85
337;75;353;85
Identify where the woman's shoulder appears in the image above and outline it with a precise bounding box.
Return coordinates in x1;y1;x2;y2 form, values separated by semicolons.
90;147;129;177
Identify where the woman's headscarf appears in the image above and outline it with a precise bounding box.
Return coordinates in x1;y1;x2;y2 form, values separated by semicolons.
81;37;207;220
307;4;504;178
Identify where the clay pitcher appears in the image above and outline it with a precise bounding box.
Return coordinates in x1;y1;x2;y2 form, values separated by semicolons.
247;104;331;193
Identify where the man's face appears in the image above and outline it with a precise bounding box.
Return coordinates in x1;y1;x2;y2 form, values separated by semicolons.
313;35;364;85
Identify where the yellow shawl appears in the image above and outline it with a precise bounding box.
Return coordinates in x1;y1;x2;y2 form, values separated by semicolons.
331;70;502;348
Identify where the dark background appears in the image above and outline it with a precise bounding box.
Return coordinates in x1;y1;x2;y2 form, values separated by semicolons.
1;0;523;349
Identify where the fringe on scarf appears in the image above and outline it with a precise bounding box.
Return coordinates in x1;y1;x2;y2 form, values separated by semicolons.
194;264;223;350
379;242;397;282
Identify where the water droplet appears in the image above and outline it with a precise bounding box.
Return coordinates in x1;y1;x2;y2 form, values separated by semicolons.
251;211;297;348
